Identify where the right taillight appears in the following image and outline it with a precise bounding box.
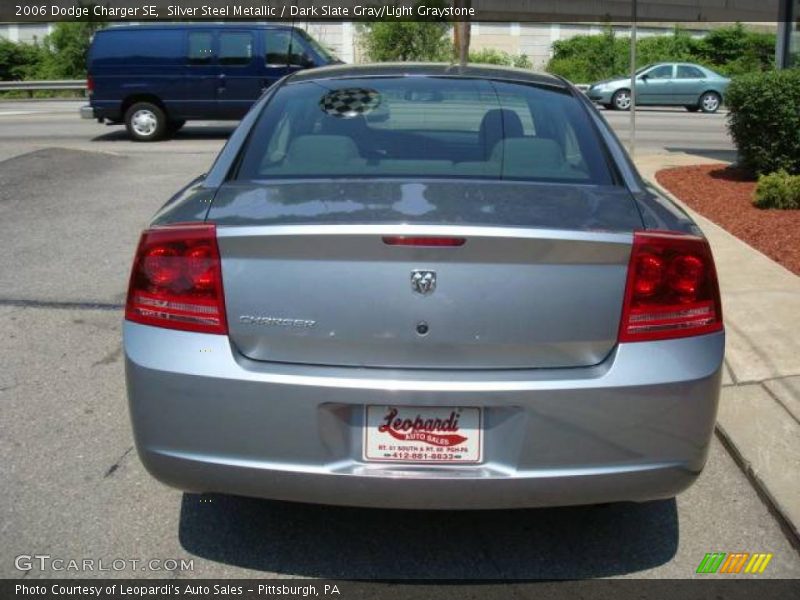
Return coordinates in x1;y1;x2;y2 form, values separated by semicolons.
619;231;722;342
125;224;227;335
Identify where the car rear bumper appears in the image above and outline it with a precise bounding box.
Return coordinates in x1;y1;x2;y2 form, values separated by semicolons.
79;105;96;119
124;322;724;509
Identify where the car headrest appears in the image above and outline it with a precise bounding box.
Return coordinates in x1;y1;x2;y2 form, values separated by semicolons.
286;135;361;164
490;138;564;174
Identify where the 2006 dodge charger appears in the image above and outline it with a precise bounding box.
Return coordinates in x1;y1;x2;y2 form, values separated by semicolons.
124;64;724;509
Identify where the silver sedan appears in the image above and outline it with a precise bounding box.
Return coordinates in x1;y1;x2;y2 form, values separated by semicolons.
124;63;724;509
587;62;730;113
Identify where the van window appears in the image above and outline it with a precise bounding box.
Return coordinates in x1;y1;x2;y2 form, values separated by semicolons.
91;30;183;65
188;32;214;65
220;32;253;66
264;30;310;66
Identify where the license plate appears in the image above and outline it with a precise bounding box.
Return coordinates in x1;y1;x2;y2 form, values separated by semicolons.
363;405;483;464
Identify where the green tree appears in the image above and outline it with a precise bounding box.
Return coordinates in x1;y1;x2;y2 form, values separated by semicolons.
38;20;104;79
359;2;451;62
0;39;45;81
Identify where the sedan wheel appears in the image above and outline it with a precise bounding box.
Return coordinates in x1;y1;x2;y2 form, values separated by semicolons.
612;89;631;111
699;92;721;114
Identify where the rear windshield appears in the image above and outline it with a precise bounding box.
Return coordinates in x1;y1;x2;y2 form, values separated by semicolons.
236;77;614;185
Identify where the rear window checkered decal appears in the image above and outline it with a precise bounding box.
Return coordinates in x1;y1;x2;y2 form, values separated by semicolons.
319;88;381;118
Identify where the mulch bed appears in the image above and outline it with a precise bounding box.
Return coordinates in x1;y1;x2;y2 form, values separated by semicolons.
656;164;800;276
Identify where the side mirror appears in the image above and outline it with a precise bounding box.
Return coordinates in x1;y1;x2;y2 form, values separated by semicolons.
640;73;649;81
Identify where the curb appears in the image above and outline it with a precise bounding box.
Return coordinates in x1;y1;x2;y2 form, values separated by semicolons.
646;170;800;551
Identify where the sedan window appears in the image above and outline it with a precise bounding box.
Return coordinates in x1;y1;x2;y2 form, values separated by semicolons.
645;65;674;79
236;77;614;185
676;65;705;79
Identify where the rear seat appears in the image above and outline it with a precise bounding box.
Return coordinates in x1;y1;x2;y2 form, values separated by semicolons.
262;134;585;180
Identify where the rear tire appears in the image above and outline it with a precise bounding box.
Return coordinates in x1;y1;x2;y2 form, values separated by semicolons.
124;102;167;141
699;92;721;114
612;89;631;111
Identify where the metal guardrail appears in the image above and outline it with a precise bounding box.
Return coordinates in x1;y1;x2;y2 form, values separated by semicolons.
0;80;87;97
0;79;589;97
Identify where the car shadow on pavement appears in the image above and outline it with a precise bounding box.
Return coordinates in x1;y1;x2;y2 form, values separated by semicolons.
178;493;678;578
90;126;235;142
664;147;738;163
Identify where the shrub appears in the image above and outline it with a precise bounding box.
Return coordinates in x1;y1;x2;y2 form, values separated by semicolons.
753;170;800;209
0;39;46;81
546;23;775;84
726;69;800;175
468;48;531;69
547;26;627;83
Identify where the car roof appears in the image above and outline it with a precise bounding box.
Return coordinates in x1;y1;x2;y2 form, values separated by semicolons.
100;23;294;32
287;63;569;88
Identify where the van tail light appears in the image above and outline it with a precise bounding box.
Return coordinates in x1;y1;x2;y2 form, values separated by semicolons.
125;224;228;335
619;231;722;342
86;75;94;95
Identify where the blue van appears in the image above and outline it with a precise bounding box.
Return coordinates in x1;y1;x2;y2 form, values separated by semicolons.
80;24;338;141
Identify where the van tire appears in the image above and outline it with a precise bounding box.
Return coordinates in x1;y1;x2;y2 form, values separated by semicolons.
124;102;167;141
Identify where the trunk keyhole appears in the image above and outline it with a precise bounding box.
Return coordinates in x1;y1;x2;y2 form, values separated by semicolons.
416;322;429;336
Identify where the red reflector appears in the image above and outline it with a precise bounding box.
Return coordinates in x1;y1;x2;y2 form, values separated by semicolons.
619;231;722;342
125;224;227;335
382;236;465;247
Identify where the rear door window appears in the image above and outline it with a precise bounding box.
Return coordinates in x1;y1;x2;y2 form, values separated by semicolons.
676;65;705;79
188;32;214;65
219;32;253;66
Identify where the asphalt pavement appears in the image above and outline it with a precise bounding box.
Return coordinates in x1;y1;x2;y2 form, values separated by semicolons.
0;100;797;580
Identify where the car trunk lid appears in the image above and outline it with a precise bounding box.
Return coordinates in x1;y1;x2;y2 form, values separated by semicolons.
210;180;641;369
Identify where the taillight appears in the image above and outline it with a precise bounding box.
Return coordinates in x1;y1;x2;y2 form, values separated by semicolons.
619;231;722;342
125;224;227;335
383;236;465;247
86;75;94;95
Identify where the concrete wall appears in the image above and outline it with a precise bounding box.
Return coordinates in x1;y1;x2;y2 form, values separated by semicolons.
0;23;53;43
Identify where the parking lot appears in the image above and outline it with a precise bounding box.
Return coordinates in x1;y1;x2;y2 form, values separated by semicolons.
1;101;798;579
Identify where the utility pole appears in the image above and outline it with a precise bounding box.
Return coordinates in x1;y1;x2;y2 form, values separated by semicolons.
454;0;471;65
629;0;637;157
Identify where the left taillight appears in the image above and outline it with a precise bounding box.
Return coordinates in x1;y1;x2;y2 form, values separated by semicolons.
125;224;228;335
86;75;94;95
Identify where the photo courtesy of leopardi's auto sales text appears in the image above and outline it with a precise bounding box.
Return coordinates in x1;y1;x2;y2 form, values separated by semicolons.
1;0;799;599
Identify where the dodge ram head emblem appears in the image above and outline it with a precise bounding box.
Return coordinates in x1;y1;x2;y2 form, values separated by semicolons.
411;270;436;295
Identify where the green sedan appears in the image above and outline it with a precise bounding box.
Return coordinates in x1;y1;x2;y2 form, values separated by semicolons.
586;62;730;113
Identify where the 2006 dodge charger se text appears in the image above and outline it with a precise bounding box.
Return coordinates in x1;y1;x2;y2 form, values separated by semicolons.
124;64;724;509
